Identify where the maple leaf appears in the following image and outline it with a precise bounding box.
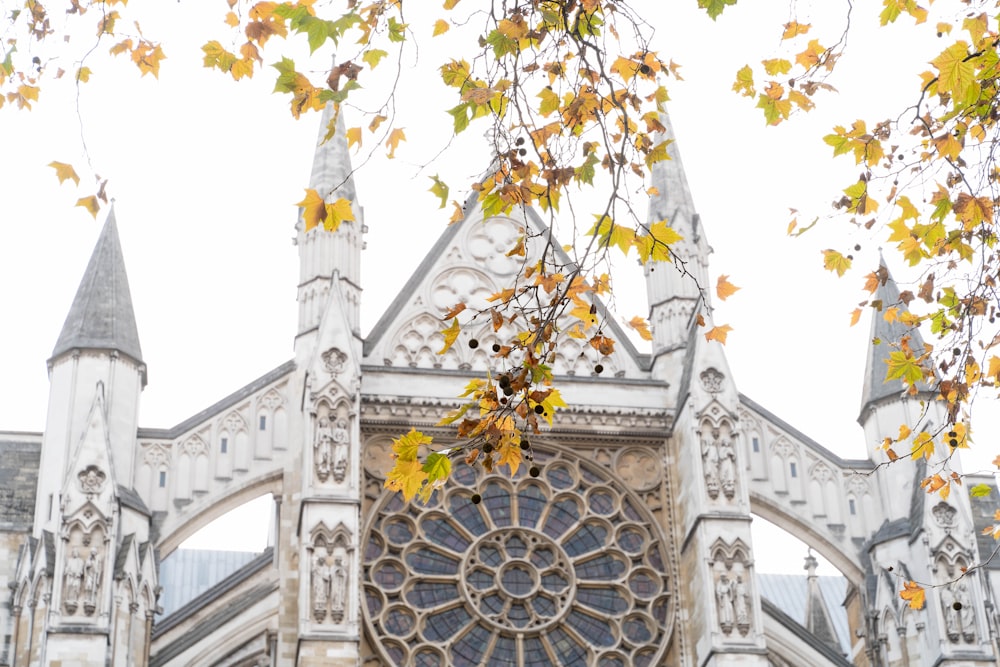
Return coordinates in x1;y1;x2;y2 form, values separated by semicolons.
495;434;523;475
731;65;755;97
324;198;354;231
705;325;733;344
49;161;80;186
910;431;935;460
886;350;925;385
849;308;862;326
635;220;681;263
384;458;427;501
822;250;852;277
589;334;615;356
346;126;362;152
782;21;811;39
75;196;100;219
628;316;653;341
297;188;326;231
392;428;433;462
931;41;979;107
76;67;92;83
900;581;925;610
432;19;449;36
953;193;992;230
438;318;461;355
716;275;740;301
385;128;406;158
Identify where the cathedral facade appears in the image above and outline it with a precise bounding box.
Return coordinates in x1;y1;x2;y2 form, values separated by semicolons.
2;104;1000;667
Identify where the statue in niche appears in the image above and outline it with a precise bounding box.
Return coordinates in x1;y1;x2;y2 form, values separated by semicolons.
332;418;349;483
734;575;750;633
719;439;737;499
314;417;333;482
82;547;101;615
311;552;330;622
716;574;734;633
64;548;84;613
942;581;976;642
702;433;721;499
330;554;347;622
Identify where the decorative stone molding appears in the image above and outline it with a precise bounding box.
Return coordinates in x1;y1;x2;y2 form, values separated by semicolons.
932;501;957;529
141;443;171;468
322;347;349;376
181;434;208;458
257;388;284;411
700;367;725;394
77;465;107;496
615;447;663;491
222;411;247;434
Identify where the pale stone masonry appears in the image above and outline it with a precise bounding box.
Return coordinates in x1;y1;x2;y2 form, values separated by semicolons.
2;102;999;667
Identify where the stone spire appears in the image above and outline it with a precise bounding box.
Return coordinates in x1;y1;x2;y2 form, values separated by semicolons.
51;207;143;369
858;258;932;419
644;109;712;383
296;102;365;350
803;551;843;656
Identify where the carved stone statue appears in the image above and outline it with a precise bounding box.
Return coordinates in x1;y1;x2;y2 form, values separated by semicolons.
82;548;101;615
332;418;349;483
315;417;333;482
719;440;737;500
703;434;721;499
64;548;84;613
716;574;734;632
941;584;959;640
734;575;750;633
952;581;976;642
311;553;330;622
330;555;347;622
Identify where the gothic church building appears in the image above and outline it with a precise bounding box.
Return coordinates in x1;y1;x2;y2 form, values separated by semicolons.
2;104;1000;666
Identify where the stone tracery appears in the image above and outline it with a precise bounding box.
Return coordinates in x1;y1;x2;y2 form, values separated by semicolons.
361;445;672;667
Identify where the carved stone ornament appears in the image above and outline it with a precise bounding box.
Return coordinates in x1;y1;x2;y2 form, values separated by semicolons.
63;547;85;614
77;465;106;496
322;348;349;376
932;501;958;529
258;388;284;411
223;411;247;434
614;447;662;491
700;367;725;394
181;434;208;457
331;418;350;483
142;444;170;468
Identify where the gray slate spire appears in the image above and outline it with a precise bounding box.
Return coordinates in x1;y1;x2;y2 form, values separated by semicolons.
859;260;932;418
51;209;143;364
647;110;697;229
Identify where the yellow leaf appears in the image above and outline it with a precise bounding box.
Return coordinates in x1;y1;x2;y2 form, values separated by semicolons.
495;432;523;476
76;67;92;83
953;193;993;230
392;428;433;461
900;581;925;610
225;11;240;27
731;65;755;97
432;19;449;36
231;57;254;80
628;316;653;341
443;0;461;8
296;188;326;232
988;355;1000;383
705;325;733;344
910;431;935;460
635;220;682;263
438;318;461;355
898;423;911;440
931;41;978;107
849;308;862;327
782;21;811;39
49;161;80;186
795;39;826;69
75;196;100;219
822;249;851;277
716;275;740;300
384;458;428;501
346;126;362;151
570;302;598;329
324;197;354;232
385;127;406;158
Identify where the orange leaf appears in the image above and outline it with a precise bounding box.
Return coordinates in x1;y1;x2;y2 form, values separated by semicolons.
442;303;466;320
589;334;615;356
900;581;925;610
849;308;862;327
716;275;741;301
75;196;100;219
385;127;406;158
705;325;733;344
628;316;653;341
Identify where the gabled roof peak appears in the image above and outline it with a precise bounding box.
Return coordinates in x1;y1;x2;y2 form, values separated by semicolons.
51;208;143;366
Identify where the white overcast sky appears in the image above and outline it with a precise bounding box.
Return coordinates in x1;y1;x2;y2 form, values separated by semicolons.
1;1;996;569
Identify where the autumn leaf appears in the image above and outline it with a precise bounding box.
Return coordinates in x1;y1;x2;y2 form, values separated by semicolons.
429;175;449;208
849;308;862;326
346;126;362;151
822;249;852;277
75;196;100;219
384;458;428;501
422;452;451;486
635;220;681;263
716;275;740;300
910;431;935;460
385;127;406;158
971;484;992;498
931;41;979;107
49;161;80;186
324;198;354;231
297;188;326;231
886;350;925;385
628;316;653;341
705;325;732;344
433;19;449;36
438;318;461;355
900;581;925;610
392;428;432;462
589;334;615;356
782;21;811;39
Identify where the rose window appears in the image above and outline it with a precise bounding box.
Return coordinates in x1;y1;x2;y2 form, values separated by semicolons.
362;445;673;666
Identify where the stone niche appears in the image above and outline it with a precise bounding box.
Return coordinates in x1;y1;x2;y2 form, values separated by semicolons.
308;522;353;625
313;400;352;485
